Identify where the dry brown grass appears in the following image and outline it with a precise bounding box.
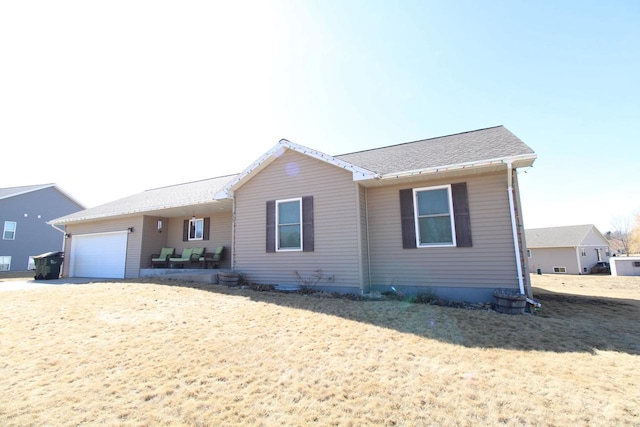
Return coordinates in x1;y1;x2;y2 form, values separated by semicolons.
1;274;639;426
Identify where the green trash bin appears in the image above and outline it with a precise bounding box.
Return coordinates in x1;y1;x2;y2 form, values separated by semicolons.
33;251;64;280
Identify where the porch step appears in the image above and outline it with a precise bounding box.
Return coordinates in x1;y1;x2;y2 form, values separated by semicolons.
140;268;219;284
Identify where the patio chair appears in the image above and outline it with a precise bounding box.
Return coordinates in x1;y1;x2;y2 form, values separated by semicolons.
200;246;224;269
150;247;174;268
168;247;205;268
169;248;193;268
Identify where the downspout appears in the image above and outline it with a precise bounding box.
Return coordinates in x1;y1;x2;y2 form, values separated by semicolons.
354;184;364;295
50;223;66;252
507;161;526;296
50;223;67;276
365;187;372;294
231;197;236;271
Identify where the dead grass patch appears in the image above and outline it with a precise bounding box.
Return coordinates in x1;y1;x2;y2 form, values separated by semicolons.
1;274;639;425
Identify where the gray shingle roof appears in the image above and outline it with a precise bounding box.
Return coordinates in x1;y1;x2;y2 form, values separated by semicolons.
0;184;54;200
52;126;536;225
336;126;534;174
52;174;238;224
525;224;598;248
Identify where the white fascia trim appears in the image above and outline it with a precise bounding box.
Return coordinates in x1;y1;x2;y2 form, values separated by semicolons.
377;153;538;181
279;139;379;181
214;139;379;199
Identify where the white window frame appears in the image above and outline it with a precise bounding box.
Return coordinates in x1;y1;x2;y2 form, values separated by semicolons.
553;266;567;273
527;249;532;258
276;197;303;252
413;185;456;248
3;221;17;240
188;218;204;241
0;256;11;271
581;248;586;256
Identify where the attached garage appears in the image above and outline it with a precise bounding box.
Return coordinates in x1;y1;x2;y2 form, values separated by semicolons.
69;231;128;279
610;257;640;277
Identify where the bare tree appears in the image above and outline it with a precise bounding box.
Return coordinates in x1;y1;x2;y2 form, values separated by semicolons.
630;213;640;255
608;216;632;256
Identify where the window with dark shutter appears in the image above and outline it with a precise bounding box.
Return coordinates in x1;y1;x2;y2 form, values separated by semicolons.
203;217;210;241
183;219;189;242
399;183;472;248
266;196;314;253
302;196;314;252
399;189;417;249
451;183;472;247
266;200;276;252
183;217;206;241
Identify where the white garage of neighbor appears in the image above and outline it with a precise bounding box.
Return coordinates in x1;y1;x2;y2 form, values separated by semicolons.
610;257;640;277
69;231;128;279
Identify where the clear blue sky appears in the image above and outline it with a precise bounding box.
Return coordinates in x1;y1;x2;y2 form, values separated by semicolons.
1;1;638;233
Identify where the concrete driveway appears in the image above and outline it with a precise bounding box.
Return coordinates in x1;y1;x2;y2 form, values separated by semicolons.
0;277;103;292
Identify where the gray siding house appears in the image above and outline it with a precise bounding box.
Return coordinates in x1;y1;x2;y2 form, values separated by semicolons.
51;126;536;302
525;224;610;275
0;184;84;272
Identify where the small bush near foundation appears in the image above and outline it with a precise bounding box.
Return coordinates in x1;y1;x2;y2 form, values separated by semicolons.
413;289;439;304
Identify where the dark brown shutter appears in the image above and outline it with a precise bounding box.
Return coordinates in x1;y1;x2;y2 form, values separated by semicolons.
302;196;314;252
183;219;189;242
452;183;472;247
203;217;210;241
399;189;416;249
266;200;276;253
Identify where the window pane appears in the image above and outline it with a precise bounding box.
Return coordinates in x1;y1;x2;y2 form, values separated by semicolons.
279;225;301;248
189;219;203;240
418;217;453;244
3;222;16;240
417;189;449;216
278;201;300;224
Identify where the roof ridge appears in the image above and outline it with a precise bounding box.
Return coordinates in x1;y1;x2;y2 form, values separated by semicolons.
335;125;504;157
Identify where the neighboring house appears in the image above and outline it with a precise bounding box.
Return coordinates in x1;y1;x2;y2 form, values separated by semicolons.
51;125;537;302
610;257;640;276
525;224;610;275
0;184;84;272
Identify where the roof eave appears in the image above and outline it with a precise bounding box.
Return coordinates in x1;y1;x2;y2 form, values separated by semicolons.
372;153;537;182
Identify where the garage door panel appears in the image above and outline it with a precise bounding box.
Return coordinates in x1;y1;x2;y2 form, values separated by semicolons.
71;232;127;279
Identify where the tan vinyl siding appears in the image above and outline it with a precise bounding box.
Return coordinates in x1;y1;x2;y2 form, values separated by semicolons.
234;149;362;290
141;216;170;269
62;216;143;279
164;211;232;269
367;171;520;290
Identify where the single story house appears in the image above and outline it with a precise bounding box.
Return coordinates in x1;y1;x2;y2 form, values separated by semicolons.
610;257;640;276
525;224;610;275
51;125;537;302
1;184;84;272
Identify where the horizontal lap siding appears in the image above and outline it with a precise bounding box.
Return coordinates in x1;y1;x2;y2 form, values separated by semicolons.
528;248;578;274
63;217;143;279
235;150;361;289
164;212;233;269
367;172;519;289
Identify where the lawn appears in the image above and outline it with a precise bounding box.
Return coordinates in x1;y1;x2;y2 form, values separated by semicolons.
1;274;639;426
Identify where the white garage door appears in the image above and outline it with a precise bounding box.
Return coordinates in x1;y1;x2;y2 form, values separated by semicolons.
70;232;128;278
